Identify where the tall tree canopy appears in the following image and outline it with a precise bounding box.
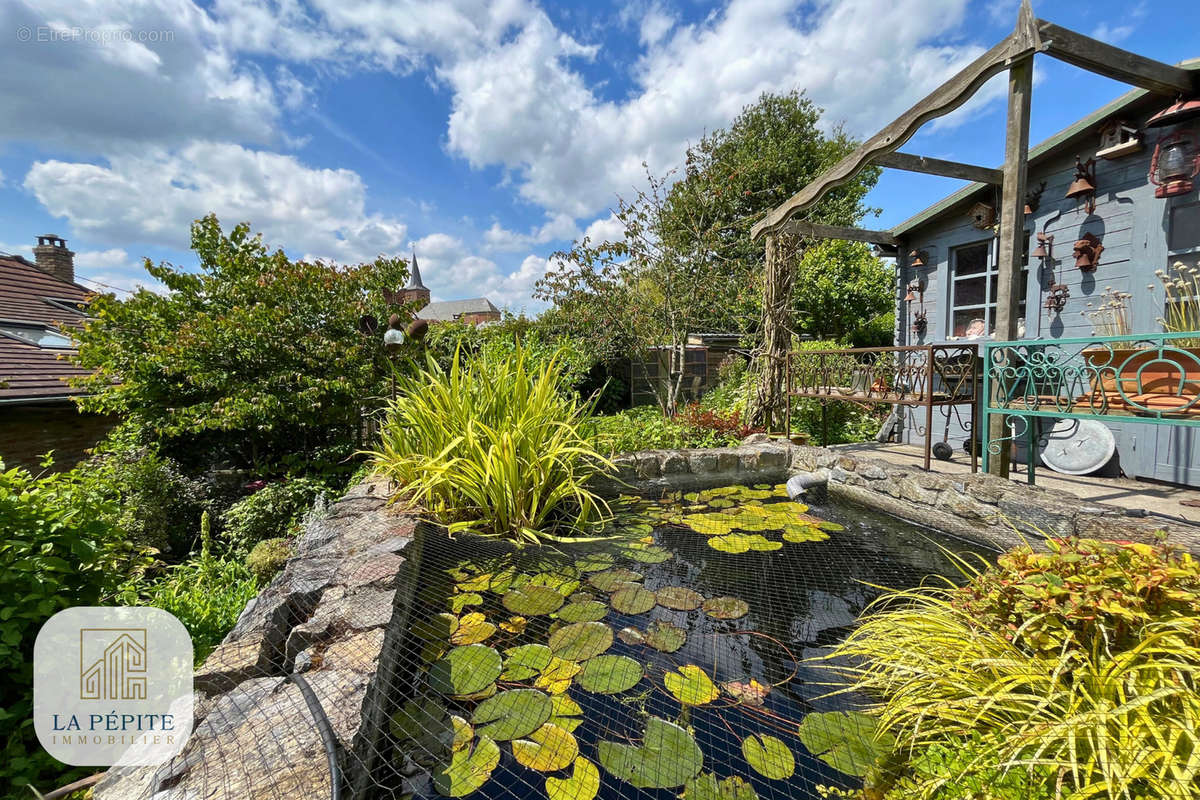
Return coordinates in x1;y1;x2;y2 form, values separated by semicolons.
71;215;410;472
538;90;885;414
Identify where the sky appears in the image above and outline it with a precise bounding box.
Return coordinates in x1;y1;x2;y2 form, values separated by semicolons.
0;0;1197;312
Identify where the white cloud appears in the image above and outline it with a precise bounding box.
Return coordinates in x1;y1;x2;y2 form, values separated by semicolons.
24;141;408;264
73;248;163;295
409;232;551;309
483;213;580;252
582;213;625;246
0;0;280;150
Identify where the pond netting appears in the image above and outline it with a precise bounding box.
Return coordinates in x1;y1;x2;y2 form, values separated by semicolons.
101;484;999;800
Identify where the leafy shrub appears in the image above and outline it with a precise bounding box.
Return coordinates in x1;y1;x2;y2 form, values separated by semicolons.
119;556;260;664
594;406;690;453
369;346;614;545
0;460;152;792
79;427;208;557
246;538;292;582
822;537;1200;800
677;404;762;442
221;477;325;554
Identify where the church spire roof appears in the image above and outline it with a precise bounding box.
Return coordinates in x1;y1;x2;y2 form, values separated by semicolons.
404;251;427;291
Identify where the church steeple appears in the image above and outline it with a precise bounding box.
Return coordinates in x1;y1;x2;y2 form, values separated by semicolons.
399;250;430;307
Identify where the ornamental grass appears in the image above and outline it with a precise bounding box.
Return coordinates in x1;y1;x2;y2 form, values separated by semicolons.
368;346;614;545
819;537;1200;800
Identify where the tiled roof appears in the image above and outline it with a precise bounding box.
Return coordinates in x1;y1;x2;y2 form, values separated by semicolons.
0;255;93;402
416;297;500;321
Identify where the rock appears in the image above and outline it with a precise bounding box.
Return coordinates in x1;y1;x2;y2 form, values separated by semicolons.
859;463;888;481
757;447;788;469
687;451;718;473
741;433;771;445
716;451;739;472
635;452;662;478
996;494;1073;537
661;452;689;475
736;447;761;471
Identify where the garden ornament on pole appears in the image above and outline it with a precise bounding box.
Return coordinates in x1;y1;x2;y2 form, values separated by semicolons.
384;313;405;402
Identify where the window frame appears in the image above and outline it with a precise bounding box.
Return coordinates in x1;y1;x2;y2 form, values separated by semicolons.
948;237;1029;338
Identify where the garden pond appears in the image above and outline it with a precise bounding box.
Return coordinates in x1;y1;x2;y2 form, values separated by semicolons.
382;483;997;800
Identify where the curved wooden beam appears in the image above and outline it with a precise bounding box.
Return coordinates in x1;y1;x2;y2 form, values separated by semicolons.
751;30;1031;241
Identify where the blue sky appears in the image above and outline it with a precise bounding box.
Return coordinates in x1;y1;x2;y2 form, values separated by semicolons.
0;0;1196;311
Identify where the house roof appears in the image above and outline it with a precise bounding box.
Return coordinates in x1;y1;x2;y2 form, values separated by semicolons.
417;297;500;321
891;57;1200;238
0;254;94;403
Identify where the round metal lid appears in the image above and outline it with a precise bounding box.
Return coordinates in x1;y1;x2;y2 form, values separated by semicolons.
1039;418;1116;475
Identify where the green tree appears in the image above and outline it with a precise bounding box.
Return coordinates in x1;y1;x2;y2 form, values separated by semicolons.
792;239;893;342
70;215;411;474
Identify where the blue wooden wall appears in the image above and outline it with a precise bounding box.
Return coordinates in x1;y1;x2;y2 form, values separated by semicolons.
894;109;1200;485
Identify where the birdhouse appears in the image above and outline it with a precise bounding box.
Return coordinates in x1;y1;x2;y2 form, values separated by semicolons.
969;202;995;229
1096;120;1142;160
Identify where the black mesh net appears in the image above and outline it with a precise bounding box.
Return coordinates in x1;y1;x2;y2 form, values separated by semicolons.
96;484;1003;800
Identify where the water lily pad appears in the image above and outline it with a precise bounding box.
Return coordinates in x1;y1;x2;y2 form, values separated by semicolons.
533;657;581;694
685;773;759;800
487;568;523;594
501;644;553;681
610;586;656;615
454;572;494;593
721;679;769;706
546;757;600;800
643;620;686;653
528;571;581;597
587;568;643;592
796;711;893;777
655;586;703;611
512;722;579;772
422;640;449;664
577;655;642;694
390;698;452;758
708;533;782;553
549;621;613;661
781;524;829;543
456;683;499;702
548;693;584;732
597;716;703;789
500;616;527;634
450;612;496;645
449;592;484;614
415;613;460;641
471;689;553;741
503;585;565;616
663;665;719;705
702;596;749;620
574;552;615;573
432;735;500;797
449;715;473;752
620;543;671;564
429;645;502;696
616;626;645;646
742;734;794;780
556;600;609;623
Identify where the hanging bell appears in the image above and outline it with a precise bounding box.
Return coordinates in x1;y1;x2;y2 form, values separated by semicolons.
1031;233;1052;260
1065;156;1096;200
908;249;926;267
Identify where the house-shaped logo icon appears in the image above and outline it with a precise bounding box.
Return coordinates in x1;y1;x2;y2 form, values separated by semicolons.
80;628;148;701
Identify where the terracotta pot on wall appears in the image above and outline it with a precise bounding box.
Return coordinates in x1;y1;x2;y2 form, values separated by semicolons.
1081;346;1200;415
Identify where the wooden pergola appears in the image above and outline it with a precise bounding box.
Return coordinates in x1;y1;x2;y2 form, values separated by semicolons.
752;0;1199;476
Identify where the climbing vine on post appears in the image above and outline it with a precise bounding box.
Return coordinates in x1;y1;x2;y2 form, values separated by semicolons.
750;232;803;430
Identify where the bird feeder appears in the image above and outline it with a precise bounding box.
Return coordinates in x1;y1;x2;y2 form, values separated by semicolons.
1095;120;1142;160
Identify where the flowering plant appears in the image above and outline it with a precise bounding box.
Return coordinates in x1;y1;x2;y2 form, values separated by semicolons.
1152;260;1200;346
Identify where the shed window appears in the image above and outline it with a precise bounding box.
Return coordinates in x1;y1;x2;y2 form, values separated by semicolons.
1169;202;1200;253
949;239;1028;338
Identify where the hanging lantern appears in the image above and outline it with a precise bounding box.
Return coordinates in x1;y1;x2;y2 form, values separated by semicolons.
1149;131;1200;198
1065;156;1097;212
1145;97;1200;129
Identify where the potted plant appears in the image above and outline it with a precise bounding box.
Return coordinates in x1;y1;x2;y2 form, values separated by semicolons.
1081;267;1200;413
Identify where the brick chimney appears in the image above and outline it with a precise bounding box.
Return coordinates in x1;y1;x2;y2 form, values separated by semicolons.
33;234;75;284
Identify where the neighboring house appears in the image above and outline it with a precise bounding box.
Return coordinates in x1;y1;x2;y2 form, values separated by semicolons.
894;70;1200;484
630;333;743;407
399;252;503;325
0;235;113;469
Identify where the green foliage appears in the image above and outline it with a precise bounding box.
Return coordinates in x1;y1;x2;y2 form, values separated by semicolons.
77;427;208;556
245;538;292;583
793;240;893;343
369;346;614;544
0;460;151;792
882;734;1054;800
424;315;596;392
789;340;887;445
118;556;259;664
70;215;409;474
820;538;1200;800
221;478;326;554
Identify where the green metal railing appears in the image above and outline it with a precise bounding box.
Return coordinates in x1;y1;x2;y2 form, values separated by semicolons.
981;330;1200;483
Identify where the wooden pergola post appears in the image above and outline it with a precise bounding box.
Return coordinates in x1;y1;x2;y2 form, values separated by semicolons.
988;10;1036;478
752;232;797;432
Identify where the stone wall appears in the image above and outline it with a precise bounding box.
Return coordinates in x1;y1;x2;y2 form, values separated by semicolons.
595;439;1200;553
95;479;423;800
